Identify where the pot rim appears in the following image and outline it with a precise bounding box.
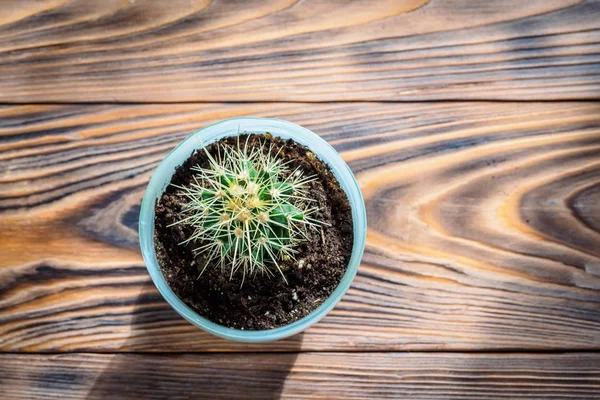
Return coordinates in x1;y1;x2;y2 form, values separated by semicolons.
139;117;367;342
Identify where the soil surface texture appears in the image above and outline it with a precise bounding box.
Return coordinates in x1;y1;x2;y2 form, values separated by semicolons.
154;133;353;330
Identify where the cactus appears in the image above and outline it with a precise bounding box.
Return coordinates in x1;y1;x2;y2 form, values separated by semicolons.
170;136;325;283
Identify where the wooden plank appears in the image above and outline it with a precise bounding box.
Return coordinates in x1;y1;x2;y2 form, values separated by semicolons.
1;102;599;352
0;0;599;102
1;352;599;399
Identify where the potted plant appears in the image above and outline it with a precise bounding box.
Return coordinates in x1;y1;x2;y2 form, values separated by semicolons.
139;118;366;342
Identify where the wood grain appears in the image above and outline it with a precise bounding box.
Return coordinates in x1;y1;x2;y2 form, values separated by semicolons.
1;102;600;352
2;352;599;399
0;0;599;102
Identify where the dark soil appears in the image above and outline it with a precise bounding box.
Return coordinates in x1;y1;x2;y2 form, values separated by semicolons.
154;133;353;330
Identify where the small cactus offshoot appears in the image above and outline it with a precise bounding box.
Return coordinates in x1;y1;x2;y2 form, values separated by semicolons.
170;136;326;283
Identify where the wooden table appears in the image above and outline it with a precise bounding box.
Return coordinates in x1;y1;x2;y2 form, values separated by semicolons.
1;1;599;399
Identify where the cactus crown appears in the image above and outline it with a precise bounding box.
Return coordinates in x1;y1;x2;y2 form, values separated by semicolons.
171;136;325;283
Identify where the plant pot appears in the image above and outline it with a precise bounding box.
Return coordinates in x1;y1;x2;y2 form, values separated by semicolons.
139;117;366;342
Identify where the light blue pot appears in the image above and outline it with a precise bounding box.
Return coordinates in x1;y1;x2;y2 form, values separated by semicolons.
139;117;366;342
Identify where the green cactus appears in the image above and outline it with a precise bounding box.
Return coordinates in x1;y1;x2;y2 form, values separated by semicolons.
170;136;325;283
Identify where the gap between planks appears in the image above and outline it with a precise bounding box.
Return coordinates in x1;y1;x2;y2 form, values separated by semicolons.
2;350;599;355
